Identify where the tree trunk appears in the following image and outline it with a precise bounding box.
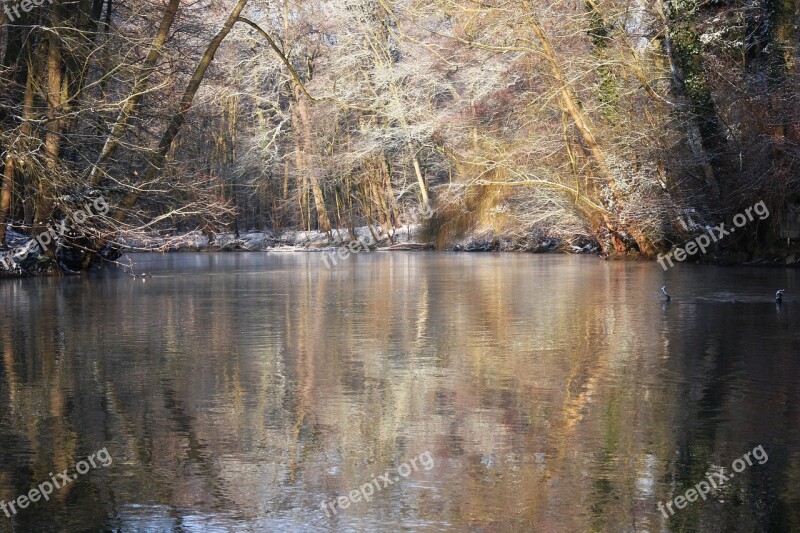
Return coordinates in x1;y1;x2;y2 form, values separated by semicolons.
412;153;431;209
0;7;35;244
292;82;330;233
37;12;65;234
89;0;181;186
767;0;796;142
113;0;250;223
525;5;655;256
658;0;725;197
0;159;13;246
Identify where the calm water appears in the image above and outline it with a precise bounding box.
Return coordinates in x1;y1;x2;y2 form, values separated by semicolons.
0;253;799;532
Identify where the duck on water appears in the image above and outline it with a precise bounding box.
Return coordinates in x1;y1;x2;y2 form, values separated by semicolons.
660;286;787;304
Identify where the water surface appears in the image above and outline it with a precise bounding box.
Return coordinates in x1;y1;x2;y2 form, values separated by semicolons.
1;253;798;532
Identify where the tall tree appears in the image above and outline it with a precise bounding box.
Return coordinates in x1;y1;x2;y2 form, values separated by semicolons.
114;0;251;223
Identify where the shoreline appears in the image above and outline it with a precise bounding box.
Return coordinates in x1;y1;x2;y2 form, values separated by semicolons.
3;224;800;279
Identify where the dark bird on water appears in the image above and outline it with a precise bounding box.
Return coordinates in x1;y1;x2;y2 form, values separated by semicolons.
776;289;785;303
661;286;671;302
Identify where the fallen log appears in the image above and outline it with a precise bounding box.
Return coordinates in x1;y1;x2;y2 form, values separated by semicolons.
386;242;435;251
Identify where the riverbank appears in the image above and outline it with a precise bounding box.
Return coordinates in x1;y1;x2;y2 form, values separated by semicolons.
118;224;599;255
0;223;596;278
3;223;800;278
119;226;800;266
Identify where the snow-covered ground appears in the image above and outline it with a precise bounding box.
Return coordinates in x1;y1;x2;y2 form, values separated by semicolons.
120;224;430;253
2;222;597;277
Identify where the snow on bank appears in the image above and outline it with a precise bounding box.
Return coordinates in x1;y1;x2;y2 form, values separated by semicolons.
120;224;431;253
2;223;594;278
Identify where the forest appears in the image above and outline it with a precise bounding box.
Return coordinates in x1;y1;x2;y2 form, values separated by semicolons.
1;0;799;274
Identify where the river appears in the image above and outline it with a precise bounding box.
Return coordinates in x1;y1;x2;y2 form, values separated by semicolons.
0;253;798;531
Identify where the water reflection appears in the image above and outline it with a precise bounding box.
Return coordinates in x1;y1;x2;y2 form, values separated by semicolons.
0;253;798;531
